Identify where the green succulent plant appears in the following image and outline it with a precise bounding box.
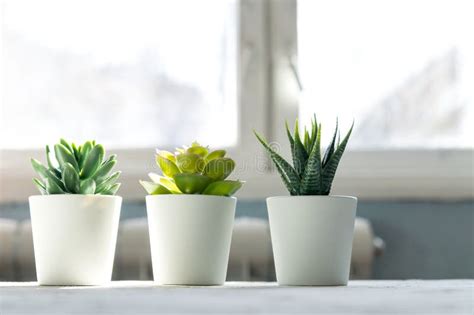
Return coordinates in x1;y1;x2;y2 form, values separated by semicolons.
31;139;121;195
254;115;353;196
140;142;243;197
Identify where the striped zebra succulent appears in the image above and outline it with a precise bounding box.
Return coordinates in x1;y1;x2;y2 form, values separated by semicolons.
140;142;243;196
31;139;121;195
254;115;353;195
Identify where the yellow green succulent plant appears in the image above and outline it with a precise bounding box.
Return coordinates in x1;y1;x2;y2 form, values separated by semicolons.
140;142;243;196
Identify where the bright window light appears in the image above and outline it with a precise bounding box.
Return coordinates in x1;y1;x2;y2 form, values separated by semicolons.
298;0;474;148
0;0;238;149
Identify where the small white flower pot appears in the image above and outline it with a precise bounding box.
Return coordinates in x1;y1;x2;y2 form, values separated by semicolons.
29;195;122;286
267;195;357;286
146;195;236;285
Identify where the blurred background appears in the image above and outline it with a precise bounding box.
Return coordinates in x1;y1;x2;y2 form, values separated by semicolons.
0;0;473;281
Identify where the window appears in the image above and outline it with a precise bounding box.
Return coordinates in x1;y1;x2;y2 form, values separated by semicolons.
0;0;238;149
298;0;474;149
0;0;471;201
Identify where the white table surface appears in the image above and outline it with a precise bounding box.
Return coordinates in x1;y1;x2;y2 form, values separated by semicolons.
0;280;473;314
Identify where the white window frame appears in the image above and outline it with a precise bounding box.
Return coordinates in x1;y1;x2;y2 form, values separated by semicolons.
0;0;472;203
258;0;474;201
0;0;270;202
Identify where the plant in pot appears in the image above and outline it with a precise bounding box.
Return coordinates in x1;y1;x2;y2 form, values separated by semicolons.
255;116;356;286
140;142;243;285
29;139;122;285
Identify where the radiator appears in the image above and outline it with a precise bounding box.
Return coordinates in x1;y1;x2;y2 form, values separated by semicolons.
0;217;384;281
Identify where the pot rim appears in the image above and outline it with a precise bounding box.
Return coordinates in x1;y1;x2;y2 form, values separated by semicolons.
267;195;357;202
146;194;237;201
29;194;122;201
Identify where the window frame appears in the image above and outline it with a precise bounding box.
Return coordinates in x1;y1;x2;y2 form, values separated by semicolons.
1;0;472;203
260;0;473;201
0;0;271;202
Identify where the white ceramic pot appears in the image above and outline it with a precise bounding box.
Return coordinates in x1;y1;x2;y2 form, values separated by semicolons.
267;195;357;286
29;195;122;285
146;195;236;285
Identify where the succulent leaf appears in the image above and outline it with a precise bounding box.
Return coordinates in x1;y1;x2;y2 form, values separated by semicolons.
93;158;116;180
156;155;180;178
322;119;338;168
176;153;205;173
81;144;105;179
62;163;80;193
148;173;181;194
60;138;73;153
143;142;242;196
157;150;176;163
71;143;80;162
31;140;120;196
300;126;322;195
292;120;309;177
202;180;243;196
79;178;96;194
31;158;65;191
187;145;208;157
205;150;226;162
285;120;294;149
32;178;47;195
255;115;352;196
173;173;212;194
54;144;79;170
96;171;121;193
45;145;58;170
45;177;64;194
101;183;121;195
202;158;235;181
254;131;300;193
79;141;93;168
140;180;171;195
321;122;354;194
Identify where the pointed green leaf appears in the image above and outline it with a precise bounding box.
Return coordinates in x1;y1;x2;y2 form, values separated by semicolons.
203;180;243;196
45;177;64;194
101;183;121;195
304;128;310;152
322;119;338;168
32;178;47;195
72;143;80;163
202;158;235;181
79;141;93;168
31;158;65;191
140;180;172;195
148;173;181;193
96;171;121;193
292;121;309;177
92;158;116;180
254;130;300;194
156;155;180;178
62;163;80;193
156;150;176;163
54;143;79;170
81;144;104;178
173;173;212;194
60;138;73;153
321;122;354;194
79;178;96;194
45;145;58;170
300;125;322;195
272;158;297;195
309;114;318;152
